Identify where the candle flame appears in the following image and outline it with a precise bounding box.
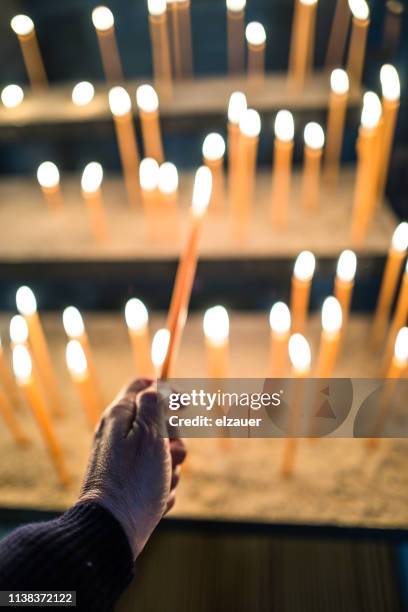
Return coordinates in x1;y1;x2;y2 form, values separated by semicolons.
300;0;318;4
394;327;408;365
226;0;246;11
330;69;349;95
92;6;114;31
202;133;226;161
269;302;291;335
151;328;170;369
289;333;311;374
125;298;149;332
109;86;131;117
239;109;261;138
304;122;325;150
72;81;95;106
9;315;29;345
1;84;24;109
348;0;369;20
10;15;34;36
148;0;167;16
228;92;247;125
63;307;85;339
192;166;212;216
380;64;400;102
391;222;408;253
81;162;103;193
336;250;357;282
16;286;37;316
139;158;160;191
12;344;32;383
361;92;382;129
158;162;179;195
66;340;88;377
37;162;60;189
136;84;159;113
203;306;229;345
274;110;294;142
294;251;316;281
321;297;342;334
245;22;266;46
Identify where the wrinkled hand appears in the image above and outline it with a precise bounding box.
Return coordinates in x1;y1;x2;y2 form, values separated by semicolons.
79;379;186;559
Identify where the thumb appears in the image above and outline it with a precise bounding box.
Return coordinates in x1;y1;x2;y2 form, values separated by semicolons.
136;388;167;437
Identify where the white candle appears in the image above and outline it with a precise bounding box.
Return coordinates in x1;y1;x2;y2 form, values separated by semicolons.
125;298;153;376
203;306;230;378
1;84;24;109
269;302;291;377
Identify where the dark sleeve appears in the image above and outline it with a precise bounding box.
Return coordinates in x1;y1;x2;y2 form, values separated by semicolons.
0;502;134;612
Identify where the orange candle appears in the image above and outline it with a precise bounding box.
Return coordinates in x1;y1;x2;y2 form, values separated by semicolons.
125;298;154;377
0;384;27;446
177;0;194;78
377;65;400;204
203;306;230;378
245;22;266;86
167;1;182;80
372;222;408;347
346;0;370;89
334;249;357;328
36;162;63;212
66;340;102;428
301;122;325;211
136;84;164;163
202;133;226;210
16;286;64;418
12;344;69;485
271;110;294;227
10;15;47;89
383;260;408;370
139;158;160;235
81;162;108;243
227;92;247;196
288;0;318;89
290;251;316;333
0;336;21;408
269;302;291;377
157;162;180;237
315;297;343;377
324;70;349;187
325;0;351;70
386;327;408;378
92;6;123;82
226;0;246;74
147;0;172;95
108;87;141;209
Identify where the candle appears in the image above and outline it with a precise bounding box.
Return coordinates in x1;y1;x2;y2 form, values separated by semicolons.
109;86;140;209
177;0;193;78
231;109;261;237
346;0;370;88
136;84;164;163
271;110;294;227
167;1;182;79
334;249;357;328
66;340;102;428
158;162;179;237
316;297;343;377
382;1;404;62
288;0;318;90
72;81;95;107
37;162;63;212
269;302;291;377
125;298;153;376
376;65;400;203
383;259;408;371
1;84;24;109
151;328;170;378
81;162;108;242
139;158;160;232
9;315;30;351
387;327;408;378
226;0;246;74
203;306;229;378
324;69;349;186
202;133;226;210
0;383;27;446
10;15;47;89
92;6;123;82
161;166;212;379
301;122;325;211
290;250;316;333
351;92;383;246
372;222;408;347
245;22;266;85
227;92;247;195
0;336;21;409
16;286;63;418
12;344;69;485
147;0;172;95
281;333;311;478
325;0;351;70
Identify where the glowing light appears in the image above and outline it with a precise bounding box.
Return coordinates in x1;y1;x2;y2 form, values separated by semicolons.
289;333;311;374
16;286;37;316
12;345;33;383
108;86;131;116
380;64;400;102
63;307;85;339
226;0;246;11
92;6;114;31
37;162;60;189
361;92;382;129
304;122;325;149
136;84;159;113
245;22;266;46
239;109;261;138
321;297;342;334
1;85;24;109
10;15;34;36
66;340;88;377
158;162;178;194
294;251;316;281
151;328;170;369
148;0;167;15
9;315;29;345
203;306;229;345
269;302;291;335
336;250;357;282
300;0;318;4
125;298;148;331
228;92;247;125
330;69;349;95
192;166;212;216
391;222;408;253
202;133;226;161
72;82;95;107
274;110;294;142
348;0;369;20
81;162;103;193
139;158;160;191
394;328;408;365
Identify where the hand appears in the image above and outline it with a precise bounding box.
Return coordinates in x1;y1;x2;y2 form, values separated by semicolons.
78;378;186;559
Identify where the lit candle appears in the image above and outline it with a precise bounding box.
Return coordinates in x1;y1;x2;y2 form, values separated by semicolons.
147;0;172;95
10;15;47;89
271;110;294;227
377;65;400;203
351;92;382;246
66;340;102;428
151;328;170;377
202;133;226;210
12;344;69;485
226;0;246;74
346;0;370;88
92;6;123;82
9;315;30;351
0;382;27;446
81;162;108;242
71;81;95;107
325;0;351;70
125;298;153;376
1;84;24;109
161;166;212;379
290;250;316;333
382;1;404;61
227;91;247;195
288;0;318;90
109;86;140;209
281;333;311;478
16;286;63;418
203;306;229;378
384;259;408;370
387;327;408;378
158;162;179;208
245;22;266;85
139;158;160;229
167;1;182;79
301;122;325;211
0;335;21;409
37;162;63;212
316;296;343;377
269;302;291;377
136;84;164;163
324;69;349;186
177;0;193;78
334;249;357;328
372;222;408;347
